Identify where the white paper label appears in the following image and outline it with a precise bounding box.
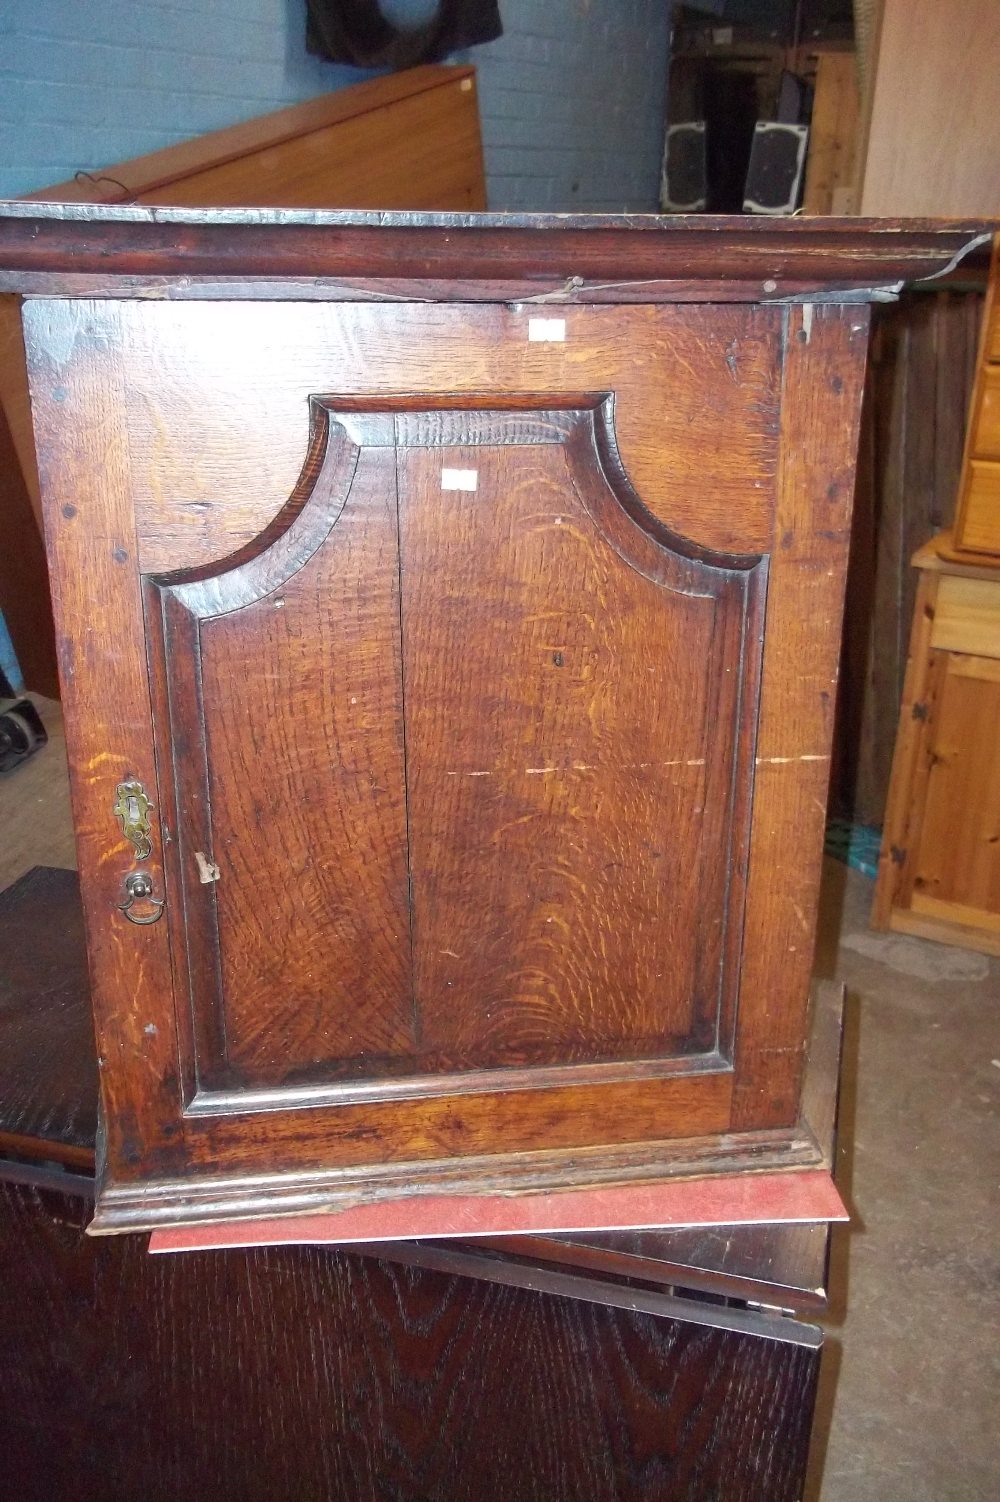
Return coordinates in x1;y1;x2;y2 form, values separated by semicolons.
441;468;478;491
528;317;566;342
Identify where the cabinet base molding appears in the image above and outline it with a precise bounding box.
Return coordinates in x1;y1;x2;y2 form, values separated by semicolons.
880;905;1000;960
90;1121;827;1236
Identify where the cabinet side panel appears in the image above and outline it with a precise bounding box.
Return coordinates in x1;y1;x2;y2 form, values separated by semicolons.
733;303;871;1129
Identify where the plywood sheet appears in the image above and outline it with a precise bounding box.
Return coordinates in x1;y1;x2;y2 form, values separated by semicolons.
860;0;1000;216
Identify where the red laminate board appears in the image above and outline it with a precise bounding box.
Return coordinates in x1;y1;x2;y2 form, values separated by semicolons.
147;1168;846;1254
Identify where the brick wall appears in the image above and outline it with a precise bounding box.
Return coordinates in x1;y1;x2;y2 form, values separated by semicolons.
0;0;669;210
474;1;669;210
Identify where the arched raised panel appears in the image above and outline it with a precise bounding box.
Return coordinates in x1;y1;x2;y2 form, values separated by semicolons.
144;397;766;1109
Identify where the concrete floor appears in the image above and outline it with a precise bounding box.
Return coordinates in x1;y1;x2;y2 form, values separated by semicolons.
1;699;998;1498
809;860;1000;1501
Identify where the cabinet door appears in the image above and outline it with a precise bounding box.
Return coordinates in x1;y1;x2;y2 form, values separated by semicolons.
26;298;865;1228
149;397;762;1102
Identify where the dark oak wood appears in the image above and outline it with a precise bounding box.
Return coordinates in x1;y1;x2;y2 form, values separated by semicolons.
7;207;966;1234
0;867;840;1501
0;867;97;1168
0;1174;821;1502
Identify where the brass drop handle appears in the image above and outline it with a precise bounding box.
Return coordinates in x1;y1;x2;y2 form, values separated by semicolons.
118;870;165;926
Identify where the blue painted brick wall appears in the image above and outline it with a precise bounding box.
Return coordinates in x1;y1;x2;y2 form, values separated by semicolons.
0;0;669;211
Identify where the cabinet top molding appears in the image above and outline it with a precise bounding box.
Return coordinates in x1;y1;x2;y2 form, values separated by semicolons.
0;203;993;304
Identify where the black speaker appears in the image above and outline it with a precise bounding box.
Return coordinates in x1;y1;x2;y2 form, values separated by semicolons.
661;122;707;212
743;122;809;215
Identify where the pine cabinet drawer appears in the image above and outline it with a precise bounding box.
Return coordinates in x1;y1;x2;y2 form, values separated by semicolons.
956;459;1000;555
970;367;1000;458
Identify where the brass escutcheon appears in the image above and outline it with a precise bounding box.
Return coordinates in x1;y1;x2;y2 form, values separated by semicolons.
113;778;154;861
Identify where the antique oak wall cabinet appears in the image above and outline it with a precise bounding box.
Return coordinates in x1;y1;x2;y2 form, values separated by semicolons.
0;204;985;1235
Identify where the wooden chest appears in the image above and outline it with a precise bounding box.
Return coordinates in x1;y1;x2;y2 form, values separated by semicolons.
0;205;982;1234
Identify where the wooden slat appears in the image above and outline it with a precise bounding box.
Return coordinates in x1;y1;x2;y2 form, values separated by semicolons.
802;51;859;215
948;652;1000;683
23;299;187;1187
733;303;870;1130
909;891;1000;935
0;206;990;298
931;573;1000;658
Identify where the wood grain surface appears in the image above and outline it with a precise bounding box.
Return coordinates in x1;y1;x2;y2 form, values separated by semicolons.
911;652;1000;920
140;393;762;1115
149;432;413;1091
18;218;885;1230
733;303;870;1130
874;556;1000;955
24;301;186;1189
397;413;759;1072
0;1176;821;1502
117;301;782;561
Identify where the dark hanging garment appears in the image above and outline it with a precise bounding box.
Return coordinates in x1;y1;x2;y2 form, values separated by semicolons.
306;1;503;70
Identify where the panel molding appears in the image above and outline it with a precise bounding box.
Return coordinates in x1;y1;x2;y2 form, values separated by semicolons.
143;393;768;1117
